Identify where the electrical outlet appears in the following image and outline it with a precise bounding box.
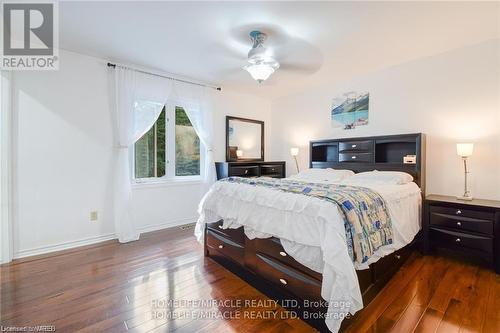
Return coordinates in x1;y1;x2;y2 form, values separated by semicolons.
90;211;98;222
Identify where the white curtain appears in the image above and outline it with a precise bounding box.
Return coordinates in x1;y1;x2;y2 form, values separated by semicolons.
0;71;13;263
172;81;216;187
111;67;173;243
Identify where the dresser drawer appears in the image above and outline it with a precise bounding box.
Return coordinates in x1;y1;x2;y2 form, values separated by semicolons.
430;206;494;222
254;238;321;281
429;227;493;255
229;165;259;177
430;211;493;236
260;164;283;178
254;253;322;301
206;229;244;263
206;220;245;245
339;140;372;152
339;152;373;163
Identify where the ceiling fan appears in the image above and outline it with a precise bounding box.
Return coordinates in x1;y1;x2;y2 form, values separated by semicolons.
242;30;280;83
213;26;322;84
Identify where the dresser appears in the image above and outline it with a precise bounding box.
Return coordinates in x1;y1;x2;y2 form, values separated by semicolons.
215;161;286;180
423;194;500;273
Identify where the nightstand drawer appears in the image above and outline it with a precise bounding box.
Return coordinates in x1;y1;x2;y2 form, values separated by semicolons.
430;227;493;255
430;206;494;222
430;211;493;235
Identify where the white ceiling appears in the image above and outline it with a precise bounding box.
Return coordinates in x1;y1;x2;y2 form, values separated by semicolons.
59;1;499;100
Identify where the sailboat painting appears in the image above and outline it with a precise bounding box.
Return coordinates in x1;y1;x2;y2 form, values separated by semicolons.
331;91;369;129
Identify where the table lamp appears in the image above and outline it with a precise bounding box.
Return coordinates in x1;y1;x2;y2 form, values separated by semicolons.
456;143;473;200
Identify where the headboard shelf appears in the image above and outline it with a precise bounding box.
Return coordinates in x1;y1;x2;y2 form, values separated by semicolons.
309;133;425;192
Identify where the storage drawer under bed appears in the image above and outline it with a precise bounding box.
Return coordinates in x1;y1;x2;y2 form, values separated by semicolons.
206;220;245;245
206;229;244;264
253;252;323;302
253;237;322;281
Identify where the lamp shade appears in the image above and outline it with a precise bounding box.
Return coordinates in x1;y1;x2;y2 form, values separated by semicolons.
236;149;243;158
456;143;474;157
290;147;299;156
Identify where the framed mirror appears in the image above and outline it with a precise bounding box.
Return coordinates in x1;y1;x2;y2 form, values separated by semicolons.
226;116;264;162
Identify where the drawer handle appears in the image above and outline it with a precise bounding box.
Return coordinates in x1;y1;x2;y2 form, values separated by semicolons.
456;210;462;215
351;156;357;159
279;278;288;285
271;168;275;171
395;254;401;260
279;251;287;257
352;144;357;148
456;222;462;227
455;238;461;243
244;169;249;174
218;245;224;249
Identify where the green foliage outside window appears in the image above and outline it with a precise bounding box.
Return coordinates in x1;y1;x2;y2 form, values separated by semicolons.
134;106;200;179
134;109;166;178
175;107;200;176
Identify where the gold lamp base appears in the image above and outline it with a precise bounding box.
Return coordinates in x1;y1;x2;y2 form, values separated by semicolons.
457;155;473;202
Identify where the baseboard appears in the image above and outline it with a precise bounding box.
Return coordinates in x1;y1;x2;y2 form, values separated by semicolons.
138;217;197;234
13;217;198;260
14;233;117;259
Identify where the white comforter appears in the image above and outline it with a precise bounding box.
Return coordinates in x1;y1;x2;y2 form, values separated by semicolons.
194;178;421;332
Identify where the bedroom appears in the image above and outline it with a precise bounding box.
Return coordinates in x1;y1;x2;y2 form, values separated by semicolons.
0;1;499;333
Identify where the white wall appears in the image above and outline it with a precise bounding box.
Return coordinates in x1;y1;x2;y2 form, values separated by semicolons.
270;39;500;200
1;72;14;263
12;50;270;257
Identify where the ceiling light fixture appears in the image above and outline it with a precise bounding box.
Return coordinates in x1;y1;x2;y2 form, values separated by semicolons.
243;31;280;83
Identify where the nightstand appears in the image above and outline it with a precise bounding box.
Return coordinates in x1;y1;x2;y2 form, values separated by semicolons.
423;195;500;274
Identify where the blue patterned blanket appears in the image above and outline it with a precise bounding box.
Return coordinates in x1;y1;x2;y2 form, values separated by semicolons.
222;177;393;264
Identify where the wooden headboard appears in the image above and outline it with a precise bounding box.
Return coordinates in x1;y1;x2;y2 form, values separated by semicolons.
309;133;426;193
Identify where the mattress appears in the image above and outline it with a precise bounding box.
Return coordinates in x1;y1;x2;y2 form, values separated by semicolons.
195;178;421;332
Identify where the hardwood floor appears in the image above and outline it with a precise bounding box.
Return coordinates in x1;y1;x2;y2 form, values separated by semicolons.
1;225;498;333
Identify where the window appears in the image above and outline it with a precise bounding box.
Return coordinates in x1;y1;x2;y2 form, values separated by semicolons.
175;107;200;176
134;108;166;178
134;105;201;181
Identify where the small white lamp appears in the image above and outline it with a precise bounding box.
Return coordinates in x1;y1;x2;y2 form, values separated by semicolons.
236;149;243;159
290;147;300;173
456;143;474;200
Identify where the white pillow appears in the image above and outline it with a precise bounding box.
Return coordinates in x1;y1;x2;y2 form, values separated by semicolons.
289;168;355;183
344;170;413;185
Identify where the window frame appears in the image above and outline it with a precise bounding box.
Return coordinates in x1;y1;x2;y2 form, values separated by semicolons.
131;102;204;186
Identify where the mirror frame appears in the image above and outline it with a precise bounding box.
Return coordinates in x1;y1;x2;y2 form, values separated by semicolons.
226;116;264;162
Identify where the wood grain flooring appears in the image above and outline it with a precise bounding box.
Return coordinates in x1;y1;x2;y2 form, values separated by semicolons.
1;225;498;333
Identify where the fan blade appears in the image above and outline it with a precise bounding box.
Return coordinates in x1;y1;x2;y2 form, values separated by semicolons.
206;42;246;62
279;62;320;74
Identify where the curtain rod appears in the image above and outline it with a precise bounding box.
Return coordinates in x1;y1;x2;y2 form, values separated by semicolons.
107;62;222;91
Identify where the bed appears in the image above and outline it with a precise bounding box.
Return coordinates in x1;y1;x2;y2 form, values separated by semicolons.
195;133;425;332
